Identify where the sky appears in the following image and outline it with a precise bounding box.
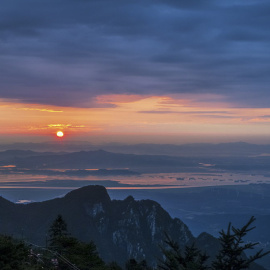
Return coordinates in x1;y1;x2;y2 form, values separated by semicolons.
1;0;270;144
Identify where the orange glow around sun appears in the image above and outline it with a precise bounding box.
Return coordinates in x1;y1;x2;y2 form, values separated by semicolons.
2;95;270;144
56;131;64;138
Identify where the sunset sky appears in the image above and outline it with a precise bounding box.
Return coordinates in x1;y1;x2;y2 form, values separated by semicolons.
1;0;270;144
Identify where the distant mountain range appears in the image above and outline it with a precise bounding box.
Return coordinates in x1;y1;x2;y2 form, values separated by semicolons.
1;148;270;173
1;141;270;156
0;149;197;172
0;185;264;269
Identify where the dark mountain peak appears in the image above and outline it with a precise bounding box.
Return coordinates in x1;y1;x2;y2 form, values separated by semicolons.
197;231;216;242
63;185;111;204
0;195;14;206
66;149;107;155
2;149;35;154
81;149;109;155
195;232;220;255
0;196;16;216
96;149;108;153
0;185;239;268
124;195;135;203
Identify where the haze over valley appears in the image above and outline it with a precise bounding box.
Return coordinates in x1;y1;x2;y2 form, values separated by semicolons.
0;142;270;268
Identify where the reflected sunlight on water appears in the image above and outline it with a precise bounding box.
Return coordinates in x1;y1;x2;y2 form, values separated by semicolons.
0;171;269;189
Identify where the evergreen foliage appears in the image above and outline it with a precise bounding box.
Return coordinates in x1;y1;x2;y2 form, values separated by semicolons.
125;258;152;270
48;214;107;269
159;216;270;270
107;261;123;270
159;233;209;270
212;216;270;270
49;214;69;252
0;235;28;270
0;235;44;270
0;215;269;270
52;236;106;270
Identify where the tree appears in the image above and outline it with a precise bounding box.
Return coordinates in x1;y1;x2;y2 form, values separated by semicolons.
48;214;107;270
107;261;122;270
0;235;28;270
211;216;270;270
159;233;209;270
159;216;270;270
0;234;46;270
126;258;152;270
48;214;69;252
54;236;106;270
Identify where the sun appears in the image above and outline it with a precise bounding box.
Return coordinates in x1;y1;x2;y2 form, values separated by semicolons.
56;131;64;138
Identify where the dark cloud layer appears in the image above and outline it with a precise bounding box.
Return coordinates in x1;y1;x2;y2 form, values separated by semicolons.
0;0;269;107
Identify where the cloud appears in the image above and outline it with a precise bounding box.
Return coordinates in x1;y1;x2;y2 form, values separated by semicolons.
0;0;269;108
19;107;63;113
138;110;230;114
28;124;87;131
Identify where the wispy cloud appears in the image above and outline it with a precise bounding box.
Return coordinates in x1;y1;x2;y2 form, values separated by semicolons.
19;107;63;113
47;124;72;128
138;110;230;114
29;124;86;131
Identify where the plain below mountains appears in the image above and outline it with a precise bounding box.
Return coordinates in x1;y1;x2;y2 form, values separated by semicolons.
2;148;270;173
0;149;198;172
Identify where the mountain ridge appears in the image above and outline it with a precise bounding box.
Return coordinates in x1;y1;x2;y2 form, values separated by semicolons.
1;141;270;157
0;185;194;266
0;185;265;269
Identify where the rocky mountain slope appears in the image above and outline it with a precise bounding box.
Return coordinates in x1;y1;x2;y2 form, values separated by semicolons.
0;185;265;269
